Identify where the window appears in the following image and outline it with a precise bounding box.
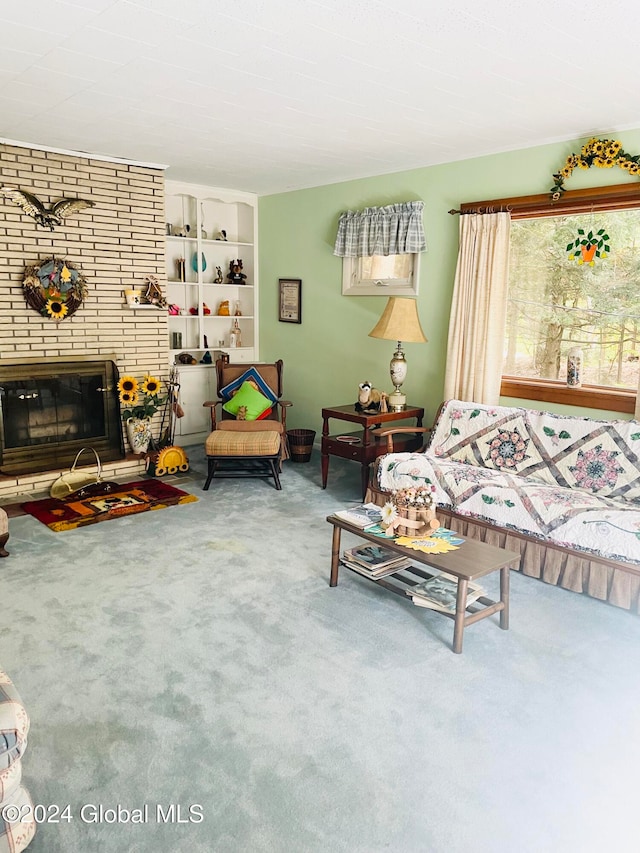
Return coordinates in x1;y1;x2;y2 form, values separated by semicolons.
341;252;420;296
334;200;425;296
459;182;640;413
505;208;640;392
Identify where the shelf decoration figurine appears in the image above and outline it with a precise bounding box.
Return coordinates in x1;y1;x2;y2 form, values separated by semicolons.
200;336;212;365
227;259;247;284
217;300;230;316
216;230;227;241
229;318;242;348
142;275;167;308
175;257;186;282
214;266;224;283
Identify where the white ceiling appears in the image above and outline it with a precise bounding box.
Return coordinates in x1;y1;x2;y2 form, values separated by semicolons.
1;0;639;195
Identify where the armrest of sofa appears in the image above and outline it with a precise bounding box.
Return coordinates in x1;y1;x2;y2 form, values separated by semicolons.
371;425;431;453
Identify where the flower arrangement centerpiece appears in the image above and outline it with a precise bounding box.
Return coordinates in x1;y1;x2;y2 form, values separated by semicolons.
118;374;166;420
550;137;640;201
380;485;440;538
118;374;167;455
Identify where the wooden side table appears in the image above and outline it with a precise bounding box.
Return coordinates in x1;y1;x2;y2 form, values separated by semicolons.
321;404;425;499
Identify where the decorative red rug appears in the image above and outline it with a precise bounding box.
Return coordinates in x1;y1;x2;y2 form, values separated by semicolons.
21;479;198;532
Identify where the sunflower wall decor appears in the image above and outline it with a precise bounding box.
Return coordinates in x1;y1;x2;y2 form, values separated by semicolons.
23;257;88;321
550;137;640;200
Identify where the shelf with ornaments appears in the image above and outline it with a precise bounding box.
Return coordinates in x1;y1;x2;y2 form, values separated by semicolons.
165;181;258;373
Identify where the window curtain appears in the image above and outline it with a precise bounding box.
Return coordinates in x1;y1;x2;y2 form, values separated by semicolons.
444;212;511;405
333;201;426;257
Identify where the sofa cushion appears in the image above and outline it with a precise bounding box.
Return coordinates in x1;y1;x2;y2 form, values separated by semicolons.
0;782;36;853
222;381;273;421
219;367;278;405
0;672;29;772
429;400;640;502
0;671;34;853
376;451;640;565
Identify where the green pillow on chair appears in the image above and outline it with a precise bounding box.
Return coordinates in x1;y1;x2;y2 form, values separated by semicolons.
222;381;273;421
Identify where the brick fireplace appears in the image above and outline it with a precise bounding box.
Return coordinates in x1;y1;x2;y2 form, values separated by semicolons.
0;140;169;499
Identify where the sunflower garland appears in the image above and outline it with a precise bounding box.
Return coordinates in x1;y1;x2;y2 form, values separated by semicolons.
118;374;167;420
550;137;640;200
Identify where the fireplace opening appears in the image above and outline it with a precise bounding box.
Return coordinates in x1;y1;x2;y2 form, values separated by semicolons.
0;360;125;475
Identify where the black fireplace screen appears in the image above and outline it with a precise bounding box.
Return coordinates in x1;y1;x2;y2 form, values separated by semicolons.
0;360;125;475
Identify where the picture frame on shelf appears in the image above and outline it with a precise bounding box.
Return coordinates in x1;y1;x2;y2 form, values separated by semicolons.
279;278;302;324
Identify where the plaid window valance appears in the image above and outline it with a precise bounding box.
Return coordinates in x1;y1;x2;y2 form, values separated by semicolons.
333;200;426;257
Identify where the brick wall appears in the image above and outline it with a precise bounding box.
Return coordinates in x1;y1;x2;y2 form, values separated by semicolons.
0;141;170;497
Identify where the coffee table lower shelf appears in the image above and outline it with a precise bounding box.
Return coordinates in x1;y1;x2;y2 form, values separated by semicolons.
328;514;520;654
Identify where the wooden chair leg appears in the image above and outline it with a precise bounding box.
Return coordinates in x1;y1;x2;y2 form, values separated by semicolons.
269;459;282;490
203;458;216;490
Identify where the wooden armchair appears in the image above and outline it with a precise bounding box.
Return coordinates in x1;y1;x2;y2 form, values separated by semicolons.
202;359;293;490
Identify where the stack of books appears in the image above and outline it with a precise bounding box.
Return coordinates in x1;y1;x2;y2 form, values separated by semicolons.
341;543;411;579
406;572;485;614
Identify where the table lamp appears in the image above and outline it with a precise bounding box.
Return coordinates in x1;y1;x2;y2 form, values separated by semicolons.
368;297;427;411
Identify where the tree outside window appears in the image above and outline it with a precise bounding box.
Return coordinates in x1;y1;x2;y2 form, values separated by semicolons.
504;209;640;391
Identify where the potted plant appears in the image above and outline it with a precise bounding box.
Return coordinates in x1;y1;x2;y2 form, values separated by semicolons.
118;374;166;454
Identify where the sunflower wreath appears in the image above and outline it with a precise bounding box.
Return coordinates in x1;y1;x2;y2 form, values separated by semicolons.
23;256;88;321
550;137;640;200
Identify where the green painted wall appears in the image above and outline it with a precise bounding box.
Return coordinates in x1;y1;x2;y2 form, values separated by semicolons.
259;130;640;435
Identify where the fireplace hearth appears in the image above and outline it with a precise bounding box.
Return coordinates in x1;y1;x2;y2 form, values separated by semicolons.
0;360;125;475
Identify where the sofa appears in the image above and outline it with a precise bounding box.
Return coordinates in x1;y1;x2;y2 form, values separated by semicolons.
366;399;640;613
0;669;35;852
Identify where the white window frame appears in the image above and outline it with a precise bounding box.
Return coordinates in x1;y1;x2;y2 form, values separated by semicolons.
341;253;421;296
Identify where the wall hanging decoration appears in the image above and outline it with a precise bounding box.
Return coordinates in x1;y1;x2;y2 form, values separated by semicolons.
278;278;302;323
1;185;95;230
550;138;640;200
566;227;610;265
23;257;88;321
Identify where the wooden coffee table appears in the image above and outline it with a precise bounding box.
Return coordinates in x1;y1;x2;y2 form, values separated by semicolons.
327;515;520;653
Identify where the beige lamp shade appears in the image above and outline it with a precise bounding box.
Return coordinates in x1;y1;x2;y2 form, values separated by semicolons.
368;297;427;343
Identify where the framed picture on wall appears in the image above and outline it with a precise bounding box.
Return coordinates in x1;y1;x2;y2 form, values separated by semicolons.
279;278;302;324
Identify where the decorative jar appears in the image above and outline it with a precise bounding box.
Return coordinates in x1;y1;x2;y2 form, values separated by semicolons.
126;417;153;455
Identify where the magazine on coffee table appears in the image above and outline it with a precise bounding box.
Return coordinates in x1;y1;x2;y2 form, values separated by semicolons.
341;557;412;580
334;503;383;529
343;543;407;570
406;572;485;614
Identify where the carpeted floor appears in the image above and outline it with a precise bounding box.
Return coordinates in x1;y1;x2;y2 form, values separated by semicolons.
2;447;640;853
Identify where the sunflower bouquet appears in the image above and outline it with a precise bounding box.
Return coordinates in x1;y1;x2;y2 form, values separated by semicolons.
118;374;166;420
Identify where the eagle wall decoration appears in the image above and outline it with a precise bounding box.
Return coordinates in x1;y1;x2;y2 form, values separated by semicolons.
0;185;95;230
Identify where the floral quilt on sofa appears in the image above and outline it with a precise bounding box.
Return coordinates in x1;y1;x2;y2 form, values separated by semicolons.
376;399;640;566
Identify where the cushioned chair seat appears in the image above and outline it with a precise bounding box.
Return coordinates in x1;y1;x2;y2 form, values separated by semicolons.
0;669;35;852
204;427;282;490
205;428;281;457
